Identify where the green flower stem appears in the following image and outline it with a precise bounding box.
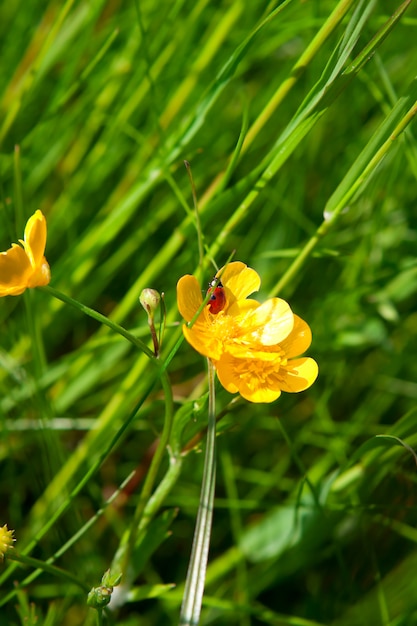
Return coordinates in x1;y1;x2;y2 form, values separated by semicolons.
42;289;175;519
179;359;217;626
0;471;136;608
7;551;90;593
0;371;160;594
3;286;175;587
138;447;184;533
41;285;154;358
118;368;174;573
43;285;176;572
22;295;65;504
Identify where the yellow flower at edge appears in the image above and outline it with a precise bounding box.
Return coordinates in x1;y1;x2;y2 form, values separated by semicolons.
0;524;15;559
177;261;318;403
0;210;50;296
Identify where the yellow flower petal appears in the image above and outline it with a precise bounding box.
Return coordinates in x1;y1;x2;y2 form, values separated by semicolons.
227;299;260;316
0;244;32;296
27;257;51;288
241;385;281;403
280;315;312;357
183;324;223;360
225;343;283;360
22;209;47;268
279;357;319;393
177;275;204;322
0;210;50;296
216;351;317;402
214;358;239;394
240;298;294;346
178;274;225;359
218;261;261;307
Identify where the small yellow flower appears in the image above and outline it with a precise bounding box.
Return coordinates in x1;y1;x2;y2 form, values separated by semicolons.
177;261;318;403
0;524;15;559
0;210;50;297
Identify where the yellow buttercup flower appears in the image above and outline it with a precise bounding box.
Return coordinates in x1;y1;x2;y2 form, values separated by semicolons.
0;524;15;559
0;210;50;296
177;261;318;403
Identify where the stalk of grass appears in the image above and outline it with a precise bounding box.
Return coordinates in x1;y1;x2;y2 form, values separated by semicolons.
271;81;417;297
179;359;217;625
1;0;417;623
207;0;413;267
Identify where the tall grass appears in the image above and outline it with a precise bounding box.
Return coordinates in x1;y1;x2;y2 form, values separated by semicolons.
1;0;417;624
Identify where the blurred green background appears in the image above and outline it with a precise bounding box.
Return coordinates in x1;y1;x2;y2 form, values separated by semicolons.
1;0;417;624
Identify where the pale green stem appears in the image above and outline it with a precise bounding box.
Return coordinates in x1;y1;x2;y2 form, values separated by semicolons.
12;286;175;584
0;471;136;607
43;286;175;572
179;359;217;626
119;369;174;574
138;447;183;533
41;285;154;358
7;551;89;593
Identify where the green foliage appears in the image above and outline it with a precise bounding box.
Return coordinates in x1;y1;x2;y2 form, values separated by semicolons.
1;0;417;624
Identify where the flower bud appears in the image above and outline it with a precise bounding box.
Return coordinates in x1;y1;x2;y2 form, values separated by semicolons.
87;585;113;608
140;288;163;356
87;569;122;609
140;288;161;319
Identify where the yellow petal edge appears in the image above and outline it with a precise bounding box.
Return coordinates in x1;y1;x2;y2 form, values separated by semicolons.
0;210;50;297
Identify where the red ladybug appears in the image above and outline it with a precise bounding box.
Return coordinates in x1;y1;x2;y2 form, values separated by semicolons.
207;278;226;314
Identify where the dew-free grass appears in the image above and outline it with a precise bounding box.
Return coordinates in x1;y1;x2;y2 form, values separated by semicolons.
1;0;417;624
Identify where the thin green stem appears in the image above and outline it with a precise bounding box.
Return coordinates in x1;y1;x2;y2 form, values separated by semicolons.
119;369;174;574
41;285;154;358
0;470;136;607
0;286;175;597
7;551;89;593
43;285;176;574
138;448;184;532
179;359;217;625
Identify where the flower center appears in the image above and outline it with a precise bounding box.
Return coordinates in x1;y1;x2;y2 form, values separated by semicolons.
210;311;237;340
234;350;288;390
